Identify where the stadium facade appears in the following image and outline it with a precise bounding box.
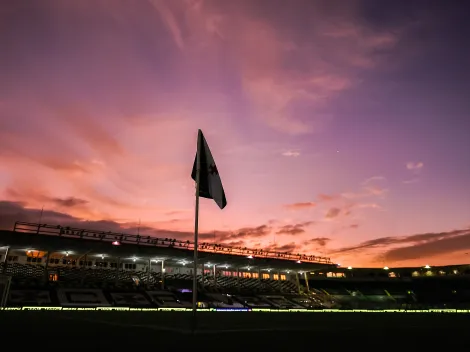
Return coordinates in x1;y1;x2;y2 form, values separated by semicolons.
2;221;470;310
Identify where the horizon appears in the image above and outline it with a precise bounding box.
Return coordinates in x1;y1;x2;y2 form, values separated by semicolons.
1;0;469;268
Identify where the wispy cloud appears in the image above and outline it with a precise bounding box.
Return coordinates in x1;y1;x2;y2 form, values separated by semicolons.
325;207;341;219
403;161;424;184
281;150;300;157
304;237;331;247
276;221;313;235
334;228;470;263
406;161;424;171
284;202;316;210
362;176;387;185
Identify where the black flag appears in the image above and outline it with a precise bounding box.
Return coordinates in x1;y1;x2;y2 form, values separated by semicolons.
191;130;227;209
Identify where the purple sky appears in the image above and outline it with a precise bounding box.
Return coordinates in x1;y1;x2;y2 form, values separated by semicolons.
1;0;469;267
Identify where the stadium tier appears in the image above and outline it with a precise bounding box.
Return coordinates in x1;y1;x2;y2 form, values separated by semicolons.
2;221;470;310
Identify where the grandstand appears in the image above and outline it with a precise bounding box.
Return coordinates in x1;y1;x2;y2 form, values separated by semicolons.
0;221;334;309
2;221;470;310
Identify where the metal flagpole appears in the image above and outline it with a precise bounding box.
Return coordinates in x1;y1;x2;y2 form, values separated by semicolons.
192;130;202;329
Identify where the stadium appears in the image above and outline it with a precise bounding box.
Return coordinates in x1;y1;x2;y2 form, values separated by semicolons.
2;221;470;348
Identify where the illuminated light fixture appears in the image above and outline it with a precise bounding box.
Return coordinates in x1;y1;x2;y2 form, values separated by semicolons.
181;261;186;266
383;266;389;270
27;250;31;254
424;265;431;269
247;267;251;271
112;241;120;246
101;254;105;260
336;263;341;267
267;269;271;272
224;265;229;269
65;251;69;257
247;255;253;259
132;257;137;262
287;271;290;274
296;260;301;264
347;266;353;270
299;271;303;275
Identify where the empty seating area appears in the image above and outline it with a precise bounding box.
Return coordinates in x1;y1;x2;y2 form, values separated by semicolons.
6;261;470;309
0;262;298;295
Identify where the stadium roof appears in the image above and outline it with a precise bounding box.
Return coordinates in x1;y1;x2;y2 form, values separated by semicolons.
0;222;336;272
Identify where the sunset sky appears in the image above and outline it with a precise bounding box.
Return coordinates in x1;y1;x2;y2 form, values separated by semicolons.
1;0;469;267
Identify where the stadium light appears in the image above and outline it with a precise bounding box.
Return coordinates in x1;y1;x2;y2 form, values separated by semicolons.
336;263;341;267
347;266;353;270
65;251;69;257
112;240;120;246
247;255;253;259
296;260;301;263
424;265;431;269
383;266;389;270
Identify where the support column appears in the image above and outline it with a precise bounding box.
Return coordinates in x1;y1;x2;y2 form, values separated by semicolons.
43;251;50;284
147;259;151;288
303;271;310;293
201;262;205;289
213;264;217;289
278;270;282;292
236;267;240;292
295;272;301;294
115;257;120;285
2;246;9;274
161;260;165;290
258;267;261;282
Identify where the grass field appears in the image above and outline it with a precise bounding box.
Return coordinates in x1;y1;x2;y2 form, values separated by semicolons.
1;311;470;350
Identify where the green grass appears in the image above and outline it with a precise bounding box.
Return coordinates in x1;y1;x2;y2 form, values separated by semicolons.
1;311;470;349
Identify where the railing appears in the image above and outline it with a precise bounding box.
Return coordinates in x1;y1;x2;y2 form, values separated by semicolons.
12;221;332;264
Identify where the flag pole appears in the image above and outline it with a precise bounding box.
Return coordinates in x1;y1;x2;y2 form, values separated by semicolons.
192;130;202;330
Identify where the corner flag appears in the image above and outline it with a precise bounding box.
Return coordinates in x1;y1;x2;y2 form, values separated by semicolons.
191;129;227;328
191;130;227;209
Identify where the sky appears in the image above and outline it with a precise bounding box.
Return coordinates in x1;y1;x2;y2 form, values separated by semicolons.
1;0;469;268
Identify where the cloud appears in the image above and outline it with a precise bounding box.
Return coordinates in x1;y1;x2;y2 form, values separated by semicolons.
383;229;470;262
406;161;424;171
334;228;470;261
50;197;89;208
304;237;331;247
402;178;419;184
317;194;340;202
284;202;316;210
153;0;406;135
149;0;185;50
216;224;272;242
362;176;386;185
276;221;313;236
403;162;424;184
281;150;300;157
0;200;329;256
325;207;341;219
0;200;275;245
